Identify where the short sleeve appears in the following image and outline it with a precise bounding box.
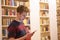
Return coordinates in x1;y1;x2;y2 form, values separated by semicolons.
7;20;20;39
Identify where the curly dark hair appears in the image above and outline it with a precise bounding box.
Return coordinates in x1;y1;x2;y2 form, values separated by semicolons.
17;5;29;14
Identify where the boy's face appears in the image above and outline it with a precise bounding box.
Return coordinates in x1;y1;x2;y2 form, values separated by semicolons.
20;12;27;20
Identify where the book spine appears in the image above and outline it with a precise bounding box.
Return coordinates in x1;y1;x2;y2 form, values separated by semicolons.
11;0;14;6
5;0;8;5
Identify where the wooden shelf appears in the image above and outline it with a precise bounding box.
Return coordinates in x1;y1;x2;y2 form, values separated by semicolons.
2;15;16;18
2;25;8;28
2;15;30;18
2;5;17;9
40;16;49;19
26;16;30;18
2;36;7;38
24;24;30;26
2;24;30;28
15;0;29;2
40;25;49;27
41;31;50;37
40;9;48;11
40;1;48;4
40;24;49;26
41;31;50;33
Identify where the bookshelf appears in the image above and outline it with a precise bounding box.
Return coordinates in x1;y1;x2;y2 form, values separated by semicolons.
56;0;60;40
40;0;50;40
1;0;30;40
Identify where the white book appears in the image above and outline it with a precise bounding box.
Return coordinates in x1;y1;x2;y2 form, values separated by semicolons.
16;1;20;6
41;37;45;40
45;0;48;3
40;0;45;2
20;2;25;5
45;12;47;16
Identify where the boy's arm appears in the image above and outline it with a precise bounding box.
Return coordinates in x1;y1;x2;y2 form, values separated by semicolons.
8;33;29;40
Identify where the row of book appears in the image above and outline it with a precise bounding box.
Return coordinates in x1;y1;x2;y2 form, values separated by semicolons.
2;29;7;37
57;11;60;16
41;26;49;32
40;3;49;9
2;0;15;6
40;11;49;16
23;18;30;25
1;0;29;6
2;18;30;26
2;8;17;15
2;8;30;16
2;18;15;25
41;36;50;40
40;19;49;24
40;0;48;2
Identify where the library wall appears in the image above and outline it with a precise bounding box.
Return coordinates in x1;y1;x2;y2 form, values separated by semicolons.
0;0;2;40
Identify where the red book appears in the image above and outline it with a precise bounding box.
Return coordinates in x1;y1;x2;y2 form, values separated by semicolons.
9;9;12;15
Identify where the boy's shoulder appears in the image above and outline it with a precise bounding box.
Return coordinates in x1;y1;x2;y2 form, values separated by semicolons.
8;20;20;27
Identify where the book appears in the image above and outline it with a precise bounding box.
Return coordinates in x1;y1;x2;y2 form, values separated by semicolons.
45;4;49;9
2;18;7;25
8;9;12;15
27;19;30;24
5;0;8;5
40;3;44;9
42;12;46;16
7;19;11;25
45;27;48;31
20;2;24;5
11;0;14;6
2;8;6;15
27;12;30;16
45;0;48;3
5;9;8;15
40;19;43;24
41;37;45;40
40;0;45;2
12;10;16;15
16;1;20;6
2;29;7;36
45;11;48;16
23;18;28;25
1;0;6;5
14;1;17;6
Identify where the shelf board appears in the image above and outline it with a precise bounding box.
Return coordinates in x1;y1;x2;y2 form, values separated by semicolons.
15;0;29;2
26;16;30;18
40;25;49;27
41;31;50;34
2;24;30;28
58;32;60;34
2;25;8;28
2;5;17;9
40;9;49;11
40;1;48;4
40;24;49;26
40;16;49;19
2;36;7;38
2;15;16;18
2;15;30;18
24;24;30;26
41;31;50;37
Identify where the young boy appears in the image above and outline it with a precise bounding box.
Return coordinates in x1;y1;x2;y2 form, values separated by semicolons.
7;5;35;40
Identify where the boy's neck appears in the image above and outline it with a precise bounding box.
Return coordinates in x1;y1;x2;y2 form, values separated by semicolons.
15;17;23;22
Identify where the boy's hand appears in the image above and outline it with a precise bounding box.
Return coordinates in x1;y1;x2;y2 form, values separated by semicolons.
27;30;36;37
31;30;36;36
